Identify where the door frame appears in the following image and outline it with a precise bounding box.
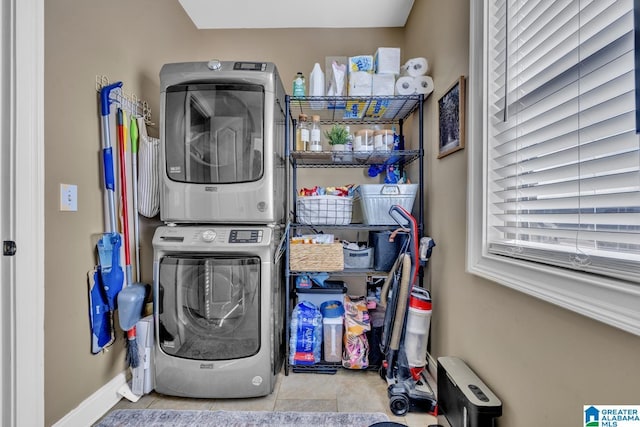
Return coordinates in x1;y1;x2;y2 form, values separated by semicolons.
1;0;45;425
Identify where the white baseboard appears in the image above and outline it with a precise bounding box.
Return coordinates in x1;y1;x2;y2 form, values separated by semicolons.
52;371;126;427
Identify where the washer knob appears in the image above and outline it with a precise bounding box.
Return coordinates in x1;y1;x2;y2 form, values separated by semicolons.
201;230;216;242
207;59;222;71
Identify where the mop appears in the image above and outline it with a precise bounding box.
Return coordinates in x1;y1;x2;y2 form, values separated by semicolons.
115;108;146;369
90;81;125;354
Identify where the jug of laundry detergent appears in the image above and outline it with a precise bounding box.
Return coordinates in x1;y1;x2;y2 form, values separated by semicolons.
309;63;325;109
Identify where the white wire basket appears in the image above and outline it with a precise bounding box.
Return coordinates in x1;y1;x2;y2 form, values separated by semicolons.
296;195;354;225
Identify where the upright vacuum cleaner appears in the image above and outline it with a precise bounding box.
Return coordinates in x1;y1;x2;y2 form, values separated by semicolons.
378;205;437;416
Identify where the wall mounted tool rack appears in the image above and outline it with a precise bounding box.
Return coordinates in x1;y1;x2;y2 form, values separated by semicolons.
95;75;154;126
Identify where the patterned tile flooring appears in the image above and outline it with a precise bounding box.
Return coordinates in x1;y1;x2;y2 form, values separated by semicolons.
108;368;438;427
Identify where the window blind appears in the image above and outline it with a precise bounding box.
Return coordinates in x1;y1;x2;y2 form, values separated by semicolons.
486;0;640;283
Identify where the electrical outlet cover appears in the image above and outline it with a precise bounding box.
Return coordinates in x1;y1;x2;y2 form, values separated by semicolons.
60;183;77;211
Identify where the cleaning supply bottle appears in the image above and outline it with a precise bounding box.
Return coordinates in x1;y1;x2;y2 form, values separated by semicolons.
295;114;310;151
309;115;322;152
309;63;325;109
345;125;354;152
343;125;354;162
293;72;306;97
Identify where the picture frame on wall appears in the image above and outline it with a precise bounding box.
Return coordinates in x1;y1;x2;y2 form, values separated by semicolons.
437;76;466;159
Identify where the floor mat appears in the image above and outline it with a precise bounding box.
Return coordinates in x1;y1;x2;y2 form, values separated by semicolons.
94;409;390;427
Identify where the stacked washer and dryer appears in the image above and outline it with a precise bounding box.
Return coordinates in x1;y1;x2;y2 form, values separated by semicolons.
152;61;287;398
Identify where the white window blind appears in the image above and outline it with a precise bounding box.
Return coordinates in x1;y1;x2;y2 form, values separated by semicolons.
486;0;640;283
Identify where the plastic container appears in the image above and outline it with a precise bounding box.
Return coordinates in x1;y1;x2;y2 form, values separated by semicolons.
309;115;322;152
295;114;310;151
357;184;419;225
296;280;347;308
374;129;394;151
309;63;325;109
354;129;374;152
404;288;432;368
320;300;344;363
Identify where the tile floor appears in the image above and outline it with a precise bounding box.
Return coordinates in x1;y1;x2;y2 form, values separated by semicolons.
107;368;438;427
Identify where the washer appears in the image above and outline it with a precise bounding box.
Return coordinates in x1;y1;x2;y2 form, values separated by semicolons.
152;225;284;398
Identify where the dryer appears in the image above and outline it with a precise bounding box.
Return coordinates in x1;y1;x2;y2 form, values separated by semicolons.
159;61;287;225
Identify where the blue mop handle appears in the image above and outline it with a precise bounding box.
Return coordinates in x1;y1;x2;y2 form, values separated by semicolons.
100;82;123;117
99;82;122;233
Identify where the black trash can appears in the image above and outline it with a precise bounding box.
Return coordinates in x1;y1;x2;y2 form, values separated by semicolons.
369;231;408;272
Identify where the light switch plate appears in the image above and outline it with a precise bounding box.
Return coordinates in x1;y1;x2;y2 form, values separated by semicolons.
60;183;77;211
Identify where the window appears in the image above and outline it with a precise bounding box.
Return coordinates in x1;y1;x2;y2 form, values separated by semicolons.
468;0;640;335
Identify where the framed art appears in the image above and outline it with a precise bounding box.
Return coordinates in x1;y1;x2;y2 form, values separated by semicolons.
437;76;466;158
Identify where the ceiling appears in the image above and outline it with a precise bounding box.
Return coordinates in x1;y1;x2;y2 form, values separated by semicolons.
178;0;415;29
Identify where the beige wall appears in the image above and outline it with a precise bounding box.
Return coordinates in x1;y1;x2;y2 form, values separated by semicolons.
44;0;403;424
406;1;640;426
44;0;640;425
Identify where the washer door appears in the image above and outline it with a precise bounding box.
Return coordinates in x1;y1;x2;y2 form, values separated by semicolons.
157;255;261;360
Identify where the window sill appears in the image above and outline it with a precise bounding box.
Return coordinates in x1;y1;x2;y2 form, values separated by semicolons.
467;251;640;337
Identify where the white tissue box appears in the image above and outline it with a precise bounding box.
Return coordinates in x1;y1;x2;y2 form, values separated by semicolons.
374;47;401;75
348;71;373;97
349;55;374;73
372;74;396;96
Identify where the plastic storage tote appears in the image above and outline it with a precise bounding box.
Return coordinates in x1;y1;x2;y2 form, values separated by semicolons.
296;281;347;308
357;184;418;225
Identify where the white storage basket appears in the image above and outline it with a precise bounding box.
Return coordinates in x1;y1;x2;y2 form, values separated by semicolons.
357;184;418;225
296;195;354;225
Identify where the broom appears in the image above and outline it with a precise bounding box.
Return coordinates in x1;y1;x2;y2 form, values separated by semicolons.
115;108;144;368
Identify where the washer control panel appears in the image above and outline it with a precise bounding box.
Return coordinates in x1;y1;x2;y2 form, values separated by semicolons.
201;229;217;242
229;229;263;243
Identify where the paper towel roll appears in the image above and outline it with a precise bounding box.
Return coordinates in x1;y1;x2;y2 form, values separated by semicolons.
414;75;434;96
395;76;415;95
394;75;435;97
401;57;429;77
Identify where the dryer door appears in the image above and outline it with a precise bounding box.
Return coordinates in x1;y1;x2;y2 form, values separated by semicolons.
164;83;265;184
157;255;261;360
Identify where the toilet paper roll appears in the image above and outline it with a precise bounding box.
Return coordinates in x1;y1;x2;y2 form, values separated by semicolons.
413;75;434;96
395;76;415;95
401;57;429;77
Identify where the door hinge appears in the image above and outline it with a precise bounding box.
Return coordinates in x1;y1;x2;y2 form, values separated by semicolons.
3;241;16;256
